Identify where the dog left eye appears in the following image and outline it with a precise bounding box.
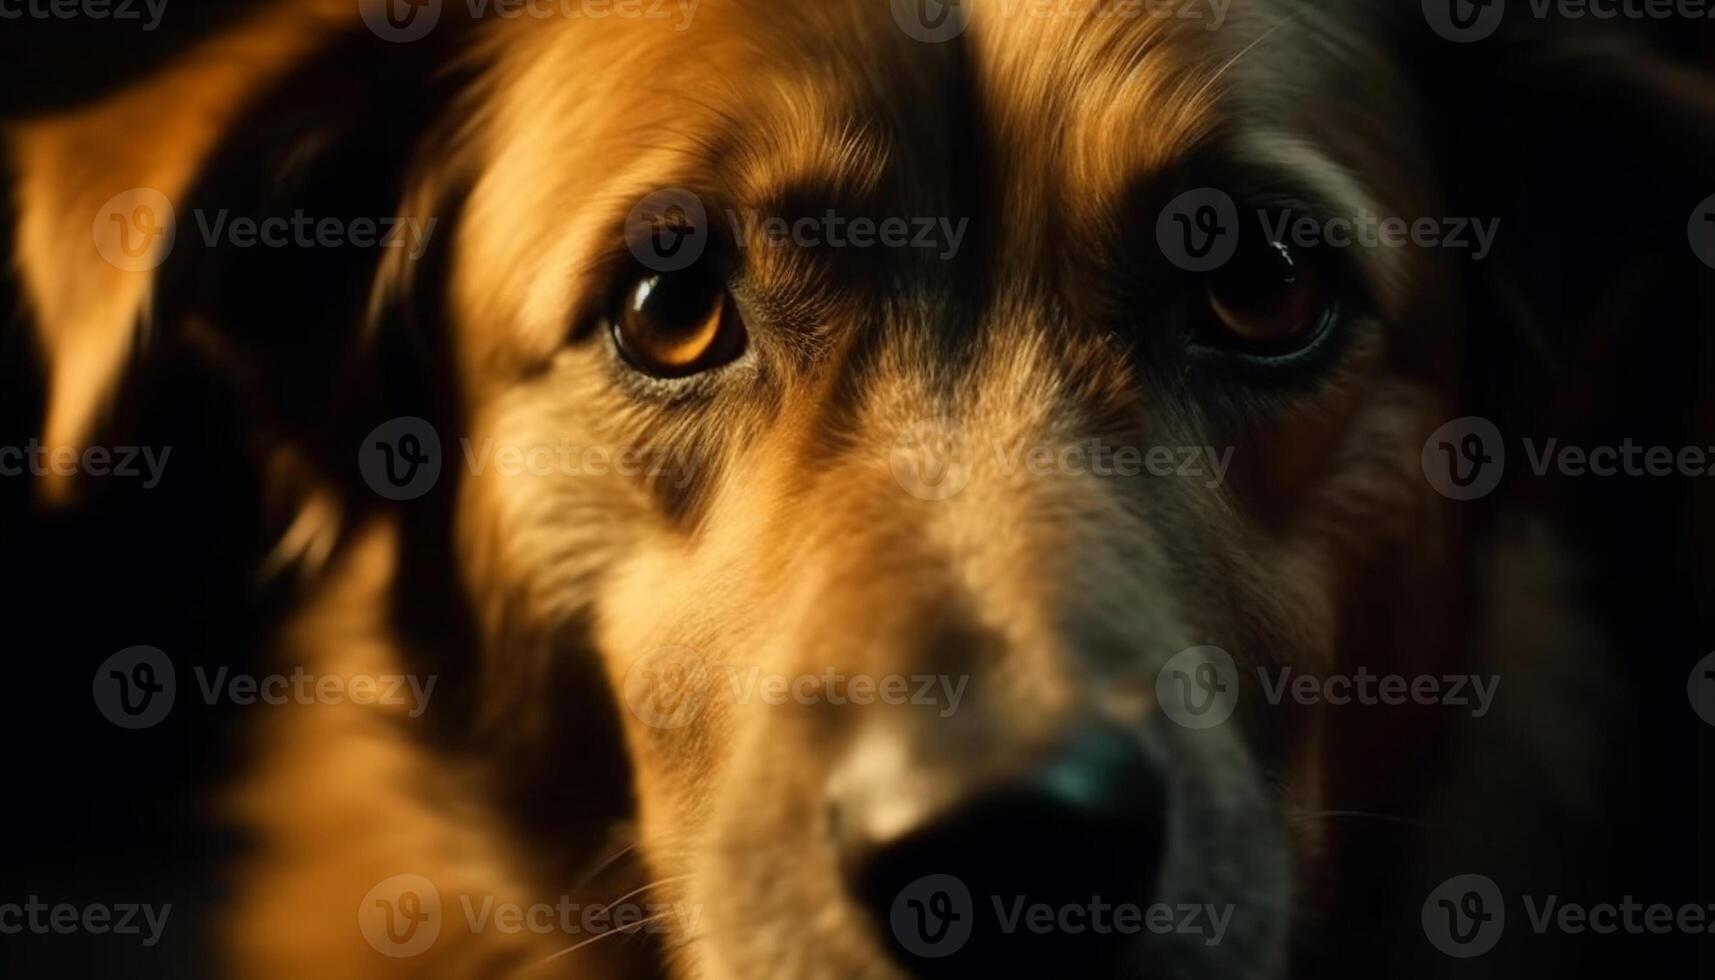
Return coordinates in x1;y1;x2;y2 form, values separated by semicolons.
1199;236;1332;356
610;266;747;378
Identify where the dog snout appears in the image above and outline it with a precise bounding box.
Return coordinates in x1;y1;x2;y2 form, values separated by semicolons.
832;723;1168;977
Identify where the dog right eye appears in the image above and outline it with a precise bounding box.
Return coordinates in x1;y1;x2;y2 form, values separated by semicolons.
610;266;748;378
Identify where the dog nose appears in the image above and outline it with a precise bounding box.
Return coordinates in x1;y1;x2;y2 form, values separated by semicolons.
835;725;1167;977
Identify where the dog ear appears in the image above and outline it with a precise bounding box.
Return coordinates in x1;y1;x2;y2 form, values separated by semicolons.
10;3;478;531
6;0;360;503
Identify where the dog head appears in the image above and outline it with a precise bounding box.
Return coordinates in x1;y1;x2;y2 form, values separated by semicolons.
11;2;1712;978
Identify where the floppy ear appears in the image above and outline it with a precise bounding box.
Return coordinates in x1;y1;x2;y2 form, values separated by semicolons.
6;0;357;502
9;2;478;555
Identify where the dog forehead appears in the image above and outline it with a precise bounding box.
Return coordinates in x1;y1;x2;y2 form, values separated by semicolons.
455;1;1306;369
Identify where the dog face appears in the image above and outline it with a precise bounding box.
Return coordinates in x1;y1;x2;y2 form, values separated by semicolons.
46;0;1695;976
441;3;1454;977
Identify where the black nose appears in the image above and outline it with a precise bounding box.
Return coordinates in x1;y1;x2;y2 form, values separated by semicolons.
836;726;1167;978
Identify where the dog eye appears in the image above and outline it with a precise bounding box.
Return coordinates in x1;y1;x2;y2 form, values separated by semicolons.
611;266;746;378
1200;237;1330;354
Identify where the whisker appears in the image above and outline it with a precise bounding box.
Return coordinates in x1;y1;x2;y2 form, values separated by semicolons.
530;911;675;968
595;873;695;911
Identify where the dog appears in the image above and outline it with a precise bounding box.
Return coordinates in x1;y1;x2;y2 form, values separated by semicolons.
8;1;1712;978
